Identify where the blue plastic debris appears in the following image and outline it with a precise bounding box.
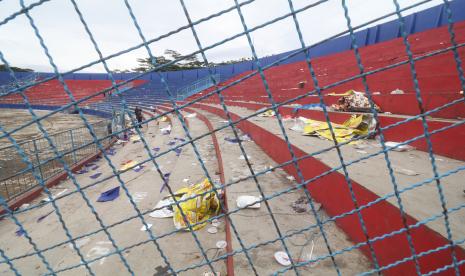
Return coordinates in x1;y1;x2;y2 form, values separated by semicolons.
76;169;88;174
152;147;160;152
174;148;182;156
225;137;241;143
159;173;171;192
97;187;120;202
91;165;99;171
15;229;25;237
90;173;102;179
37;211;54;223
167;141;176;146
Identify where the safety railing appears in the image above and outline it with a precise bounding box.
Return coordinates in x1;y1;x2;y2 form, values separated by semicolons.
0;119;110;202
176;74;220;100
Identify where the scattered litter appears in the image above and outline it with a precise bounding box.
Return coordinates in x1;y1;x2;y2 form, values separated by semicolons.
159;173;172;192
41;189;68;203
274;251;291;266
293;103;325;113
236;195;261;209
258;109;275;117
182;178;189;183
167;141;176;146
69;237;90;249
91;165;99;171
225;137;241;143
160;125;171;135
390;89;405;94
357;150;368;154
174;148;182;156
385;142;414;152
119;160;137;171
291;196;322;213
18;203;30;211
130;135;141;143
173;179;220;231
97;187;120;202
212;219;220;227
330;90;381;112
133;165;144;172
203;272;221;276
89;173;102;179
298;81;306;88
239;154;251;160
37;210;54;222
185;113;197;118
76;169;89;174
160;116;168;122
216;240;227;249
394;168;419;176
302;114;376;143
149;198;175;218
15;229;25;237
106;148;116;156
152;147;160;152
282;115;294;121
286;176;295;181
140;224;153;231
207;226;218;234
84;163;95;168
240;134;251;141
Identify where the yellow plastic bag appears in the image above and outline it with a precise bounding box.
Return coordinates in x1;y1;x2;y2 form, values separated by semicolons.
119;160;138;171
173;179;220;231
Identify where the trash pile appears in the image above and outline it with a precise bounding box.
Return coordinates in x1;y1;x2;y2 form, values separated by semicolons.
329;90;380;112
291;114;377;143
150;179;222;231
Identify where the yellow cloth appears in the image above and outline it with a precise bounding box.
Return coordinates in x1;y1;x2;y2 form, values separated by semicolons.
173;179;220;231
303;114;371;143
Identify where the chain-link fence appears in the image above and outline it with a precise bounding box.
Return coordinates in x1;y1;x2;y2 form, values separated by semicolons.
0;0;464;275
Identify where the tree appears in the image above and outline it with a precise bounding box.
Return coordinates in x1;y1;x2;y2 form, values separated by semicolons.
124;49;253;73
0;64;33;72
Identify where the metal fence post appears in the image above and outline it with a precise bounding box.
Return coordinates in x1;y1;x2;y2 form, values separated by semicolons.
69;129;78;164
32;139;44;180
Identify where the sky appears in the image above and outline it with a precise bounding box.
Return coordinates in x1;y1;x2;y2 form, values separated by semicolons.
0;0;444;73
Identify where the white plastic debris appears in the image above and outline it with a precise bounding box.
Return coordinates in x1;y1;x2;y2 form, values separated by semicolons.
68;237;90;249
140;223;153;231
236;195;261;209
212;219;220;227
385;141;414;152
274;251;291;266
41;189;68;203
18;203;30;211
238;154;252;160
357;150;368;154
160;124;171;134
395;168;419;176
182;178;189;183
207;226;218;234
216;240;227;249
149;198;175;218
390;89;404;94
286;176;295;181
185;113;197;118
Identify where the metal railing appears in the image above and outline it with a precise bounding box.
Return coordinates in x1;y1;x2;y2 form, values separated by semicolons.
176;74;220;100
0;119;111;202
